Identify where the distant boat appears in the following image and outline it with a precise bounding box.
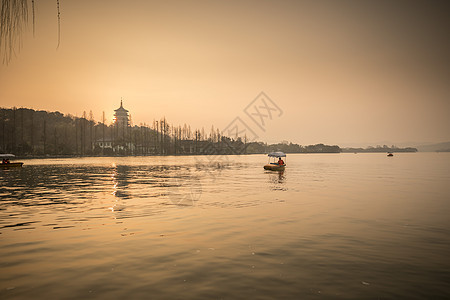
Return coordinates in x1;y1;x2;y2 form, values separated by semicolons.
387;152;394;157
0;154;24;168
264;151;286;171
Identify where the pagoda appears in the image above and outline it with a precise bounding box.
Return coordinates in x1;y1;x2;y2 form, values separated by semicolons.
114;99;129;128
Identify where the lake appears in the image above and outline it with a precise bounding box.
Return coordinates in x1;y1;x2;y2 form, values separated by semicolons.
1;153;449;299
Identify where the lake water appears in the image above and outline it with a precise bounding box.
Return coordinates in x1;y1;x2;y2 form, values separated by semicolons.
1;153;449;299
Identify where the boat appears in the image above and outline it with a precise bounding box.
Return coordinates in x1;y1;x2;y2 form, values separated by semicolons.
0;154;24;168
264;151;286;171
387;152;394;157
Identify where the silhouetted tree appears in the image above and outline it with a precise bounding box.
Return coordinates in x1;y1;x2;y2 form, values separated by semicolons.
1;0;61;64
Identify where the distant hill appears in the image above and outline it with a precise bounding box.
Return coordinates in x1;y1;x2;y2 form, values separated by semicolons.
416;142;450;152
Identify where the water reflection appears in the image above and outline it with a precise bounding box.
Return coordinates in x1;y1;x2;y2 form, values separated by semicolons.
109;164;130;216
0;158;285;214
267;170;287;191
0;165;110;208
1;154;450;299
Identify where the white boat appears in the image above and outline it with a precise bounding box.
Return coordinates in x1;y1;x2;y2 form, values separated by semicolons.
264;151;286;171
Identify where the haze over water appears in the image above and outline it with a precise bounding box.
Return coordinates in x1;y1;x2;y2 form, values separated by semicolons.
1;153;449;299
2;1;449;145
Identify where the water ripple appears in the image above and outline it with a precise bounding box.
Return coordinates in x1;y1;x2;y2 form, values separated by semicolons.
1;154;449;299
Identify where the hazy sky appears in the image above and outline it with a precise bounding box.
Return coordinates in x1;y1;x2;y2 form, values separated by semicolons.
1;0;449;146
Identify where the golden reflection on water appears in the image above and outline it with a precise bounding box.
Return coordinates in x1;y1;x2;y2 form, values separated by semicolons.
109;164;134;217
110;164;118;213
1;154;449;299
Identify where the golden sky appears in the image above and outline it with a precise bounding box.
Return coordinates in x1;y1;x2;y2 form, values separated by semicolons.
1;0;449;146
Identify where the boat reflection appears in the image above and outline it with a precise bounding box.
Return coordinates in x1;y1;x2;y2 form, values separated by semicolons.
267;170;287;191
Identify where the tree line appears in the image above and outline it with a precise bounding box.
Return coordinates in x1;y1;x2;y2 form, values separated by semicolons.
0;107;342;157
245;142;341;154
341;145;417;153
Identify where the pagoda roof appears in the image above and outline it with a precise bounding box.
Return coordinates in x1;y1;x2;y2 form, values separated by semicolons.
114;100;129;113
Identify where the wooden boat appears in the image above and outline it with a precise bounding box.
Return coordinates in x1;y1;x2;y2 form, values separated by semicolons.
264;151;286;171
0;154;24;168
0;162;23;168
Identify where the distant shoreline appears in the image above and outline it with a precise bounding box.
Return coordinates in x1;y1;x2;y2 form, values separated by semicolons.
341;147;417;153
14;151;428;160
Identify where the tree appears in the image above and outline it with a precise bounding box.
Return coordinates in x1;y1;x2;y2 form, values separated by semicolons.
89;110;94;153
1;0;61;64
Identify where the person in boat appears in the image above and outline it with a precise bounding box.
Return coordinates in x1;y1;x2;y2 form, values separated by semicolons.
2;158;9;164
278;157;284;165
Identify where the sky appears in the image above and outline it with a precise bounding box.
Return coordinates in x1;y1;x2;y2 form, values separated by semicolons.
0;0;449;147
